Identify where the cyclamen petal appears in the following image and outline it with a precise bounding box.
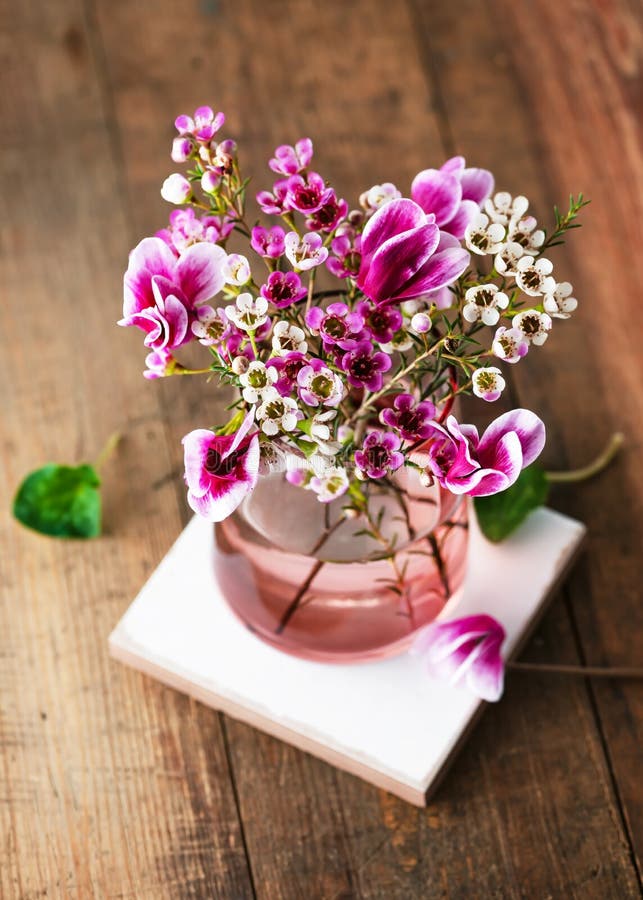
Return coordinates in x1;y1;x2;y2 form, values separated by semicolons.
410;169;463;227
412;614;506;702
175;242;228;305
477;409;546;469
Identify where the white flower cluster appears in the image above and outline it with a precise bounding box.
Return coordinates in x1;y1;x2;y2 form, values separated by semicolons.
464;193;578;404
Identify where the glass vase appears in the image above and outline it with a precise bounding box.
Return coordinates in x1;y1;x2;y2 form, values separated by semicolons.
213;465;468;663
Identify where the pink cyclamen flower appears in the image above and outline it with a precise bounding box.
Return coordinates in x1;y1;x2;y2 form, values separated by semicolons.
286;172;333;214
260;271;307;309
380;393;437;441
411;156;494;239
354;430;405;480
269;138;313;175
424;409;545;497
305;302;365;350
182;411;260;522
339;340;392;392
412;614;506;702
357;199;469;305
251;225;286;259
119;236;227;350
175;106;225;142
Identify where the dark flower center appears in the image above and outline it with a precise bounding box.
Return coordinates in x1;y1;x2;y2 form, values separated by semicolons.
323;315;347;340
351;355;374;379
367;445;390;469
205;446;243;476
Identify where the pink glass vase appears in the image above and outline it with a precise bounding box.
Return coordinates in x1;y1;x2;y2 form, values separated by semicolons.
213;466;468;663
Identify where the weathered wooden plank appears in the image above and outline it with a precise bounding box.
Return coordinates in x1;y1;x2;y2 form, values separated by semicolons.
409;0;643;886
0;1;254;897
96;0;641;896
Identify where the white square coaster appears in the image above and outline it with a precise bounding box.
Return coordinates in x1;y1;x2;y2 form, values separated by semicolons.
109;507;585;805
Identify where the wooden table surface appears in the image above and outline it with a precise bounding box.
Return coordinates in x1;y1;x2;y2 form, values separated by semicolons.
2;0;642;897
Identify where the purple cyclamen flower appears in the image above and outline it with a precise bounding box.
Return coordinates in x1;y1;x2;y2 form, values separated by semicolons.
260;271;307;309
355;300;402;344
412;614;506;702
118;237;227;352
424;410;546;497
380;393;437;441
305;191;348;233
175;106;225;142
411;156;494;240
251;225;286;259
269;138;313;175
305;302;365;350
266;351;309;396
354;430;405;480
357;198;470;305
256;179;290;216
297;358;345;408
326;232;362;278
339;340;392;392
286;172;333;214
182;411;260;522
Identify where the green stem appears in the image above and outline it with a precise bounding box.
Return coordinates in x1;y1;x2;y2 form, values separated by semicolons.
508;661;643;679
546;433;624;484
94;432;121;472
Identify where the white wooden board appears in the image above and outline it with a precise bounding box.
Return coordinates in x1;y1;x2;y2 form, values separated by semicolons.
109;507;585;805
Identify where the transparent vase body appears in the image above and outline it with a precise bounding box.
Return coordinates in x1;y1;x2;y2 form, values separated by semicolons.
214;466;468;663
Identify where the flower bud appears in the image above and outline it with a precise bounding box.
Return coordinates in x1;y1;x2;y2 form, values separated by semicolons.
201;169;220;194
160;173;192;205
171;137;194;163
231;356;250;375
411;312;432;334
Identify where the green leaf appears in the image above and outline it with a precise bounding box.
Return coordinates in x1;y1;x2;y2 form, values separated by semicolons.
13;464;102;538
474;465;549;543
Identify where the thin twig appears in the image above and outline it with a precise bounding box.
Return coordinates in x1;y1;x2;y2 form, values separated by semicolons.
546;432;624;483
508;661;643;679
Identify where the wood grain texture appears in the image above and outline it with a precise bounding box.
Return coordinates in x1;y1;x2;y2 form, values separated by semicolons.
1;0;641;896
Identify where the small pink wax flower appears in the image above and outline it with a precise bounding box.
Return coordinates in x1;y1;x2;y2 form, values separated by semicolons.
355;300;402;344
251;225;286;259
285;172;333;215
256;179;290;216
182;411;260;522
269;138;313;175
260;271;307;309
424;409;546;497
305;191;348;233
156;208;236;255
297;358;345;408
305;302;365;350
175;106;225;142
339;340;392;391
380;393;436;442
412;614;506;701
354;430;404;480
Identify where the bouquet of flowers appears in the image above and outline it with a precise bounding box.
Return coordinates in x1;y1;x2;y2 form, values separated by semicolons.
119;104;584;526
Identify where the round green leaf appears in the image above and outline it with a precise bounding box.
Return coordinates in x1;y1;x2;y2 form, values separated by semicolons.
474;465;549;543
13;464;102;539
